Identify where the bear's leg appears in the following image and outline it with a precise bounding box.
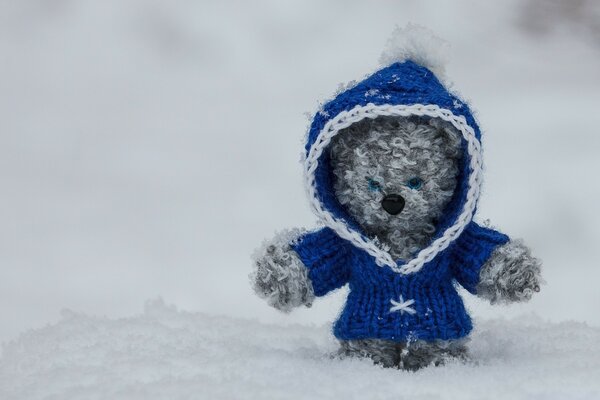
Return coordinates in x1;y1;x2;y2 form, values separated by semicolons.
400;338;469;371
338;339;401;368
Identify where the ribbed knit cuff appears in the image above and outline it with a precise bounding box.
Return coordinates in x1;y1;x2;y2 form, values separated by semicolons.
451;222;510;293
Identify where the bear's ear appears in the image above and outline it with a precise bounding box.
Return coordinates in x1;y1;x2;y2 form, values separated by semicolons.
379;24;450;83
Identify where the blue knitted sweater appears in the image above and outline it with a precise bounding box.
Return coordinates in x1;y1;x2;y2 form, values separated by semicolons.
291;60;510;342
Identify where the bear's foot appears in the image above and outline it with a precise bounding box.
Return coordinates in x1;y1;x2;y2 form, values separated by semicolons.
400;338;469;371
338;338;401;368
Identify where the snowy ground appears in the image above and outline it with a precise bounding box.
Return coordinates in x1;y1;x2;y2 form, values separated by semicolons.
1;299;599;400
1;0;600;398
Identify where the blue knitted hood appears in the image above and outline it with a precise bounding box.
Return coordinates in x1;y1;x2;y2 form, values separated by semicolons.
303;61;484;275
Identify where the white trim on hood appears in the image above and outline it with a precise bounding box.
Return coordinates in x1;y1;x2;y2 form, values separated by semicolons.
304;103;483;275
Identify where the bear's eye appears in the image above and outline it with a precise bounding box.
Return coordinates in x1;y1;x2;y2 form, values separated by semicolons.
406;177;423;190
366;177;382;192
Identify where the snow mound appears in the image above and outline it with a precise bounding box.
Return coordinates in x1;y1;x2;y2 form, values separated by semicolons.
379;24;450;81
1;299;599;400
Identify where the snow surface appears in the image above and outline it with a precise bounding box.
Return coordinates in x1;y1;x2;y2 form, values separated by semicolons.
1;299;599;400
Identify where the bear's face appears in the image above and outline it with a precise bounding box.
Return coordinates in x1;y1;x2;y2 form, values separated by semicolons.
329;117;463;260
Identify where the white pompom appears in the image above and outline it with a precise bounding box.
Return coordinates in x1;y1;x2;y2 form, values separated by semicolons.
379;24;450;81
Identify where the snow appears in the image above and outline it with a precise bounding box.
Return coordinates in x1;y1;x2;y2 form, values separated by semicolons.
1;299;599;400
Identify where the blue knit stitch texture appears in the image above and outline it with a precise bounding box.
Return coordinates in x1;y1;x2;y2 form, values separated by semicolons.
293;61;511;342
292;224;508;341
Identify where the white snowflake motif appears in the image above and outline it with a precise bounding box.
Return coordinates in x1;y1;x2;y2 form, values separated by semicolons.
365;89;379;97
453;99;463;109
389;295;417;315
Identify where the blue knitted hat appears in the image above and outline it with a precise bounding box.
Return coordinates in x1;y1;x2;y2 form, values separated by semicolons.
303;57;484;275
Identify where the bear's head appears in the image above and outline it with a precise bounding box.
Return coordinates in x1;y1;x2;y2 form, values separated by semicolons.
329;116;463;260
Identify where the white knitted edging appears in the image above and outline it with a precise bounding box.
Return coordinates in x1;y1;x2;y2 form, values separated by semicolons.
304;103;483;275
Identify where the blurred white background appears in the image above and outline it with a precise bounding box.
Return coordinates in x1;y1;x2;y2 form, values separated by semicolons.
1;0;599;343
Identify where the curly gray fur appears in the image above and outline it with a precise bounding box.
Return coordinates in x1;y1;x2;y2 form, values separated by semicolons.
477;239;543;304
251;229;315;312
338;338;469;370
337;339;400;368
330;116;462;260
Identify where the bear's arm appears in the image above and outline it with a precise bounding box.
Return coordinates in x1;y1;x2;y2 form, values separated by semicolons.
449;221;510;294
291;227;351;296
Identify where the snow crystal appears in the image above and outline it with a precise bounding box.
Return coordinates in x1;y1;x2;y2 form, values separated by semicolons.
1;299;599;400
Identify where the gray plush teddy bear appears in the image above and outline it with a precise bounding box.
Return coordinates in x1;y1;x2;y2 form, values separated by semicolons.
251;31;542;370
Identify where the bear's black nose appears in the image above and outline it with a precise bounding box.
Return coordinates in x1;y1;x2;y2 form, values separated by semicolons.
381;194;405;215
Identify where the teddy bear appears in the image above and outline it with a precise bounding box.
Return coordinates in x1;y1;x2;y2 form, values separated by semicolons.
251;28;542;370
